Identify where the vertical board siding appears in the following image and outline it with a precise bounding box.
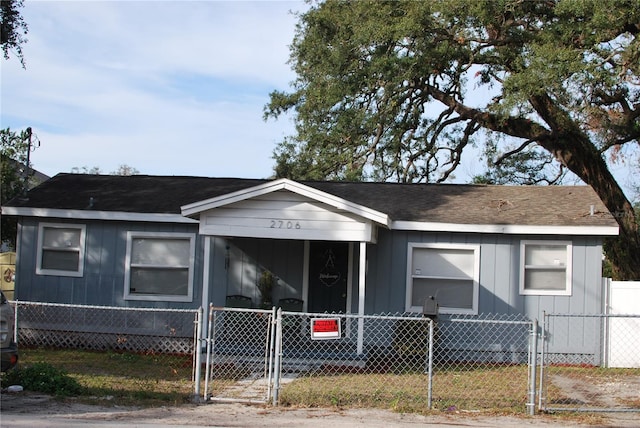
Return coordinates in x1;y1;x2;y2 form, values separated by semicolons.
16;216;605;358
15;218;203;309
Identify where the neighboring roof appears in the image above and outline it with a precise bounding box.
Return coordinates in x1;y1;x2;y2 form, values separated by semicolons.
1;173;618;234
1;156;50;187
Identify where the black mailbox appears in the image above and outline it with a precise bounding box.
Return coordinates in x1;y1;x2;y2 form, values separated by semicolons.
422;296;438;319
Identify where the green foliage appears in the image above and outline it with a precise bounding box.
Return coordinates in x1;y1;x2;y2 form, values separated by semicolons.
257;270;276;308
1;362;85;397
266;0;640;278
1;0;28;67
9;348;194;406
473;142;566;185
266;0;639;183
1;127;34;248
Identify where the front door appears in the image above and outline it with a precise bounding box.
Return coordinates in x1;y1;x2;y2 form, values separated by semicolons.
307;241;349;313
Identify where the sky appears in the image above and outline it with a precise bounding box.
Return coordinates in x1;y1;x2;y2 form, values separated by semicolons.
1;0;636;200
1;0;307;179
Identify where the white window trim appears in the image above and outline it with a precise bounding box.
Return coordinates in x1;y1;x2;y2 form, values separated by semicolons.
124;231;196;302
405;242;480;315
519;240;573;296
36;222;86;277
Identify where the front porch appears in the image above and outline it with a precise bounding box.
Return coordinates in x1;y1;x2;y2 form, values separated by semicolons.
181;179;391;354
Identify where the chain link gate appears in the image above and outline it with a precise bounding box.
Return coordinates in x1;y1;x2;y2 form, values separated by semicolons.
203;305;276;403
540;313;640;413
270;310;436;409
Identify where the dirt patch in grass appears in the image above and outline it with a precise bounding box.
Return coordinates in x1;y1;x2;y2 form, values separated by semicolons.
546;367;640;410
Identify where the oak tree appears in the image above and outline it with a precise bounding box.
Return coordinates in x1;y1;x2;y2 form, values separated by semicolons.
1;128;33;248
1;0;28;67
265;0;640;279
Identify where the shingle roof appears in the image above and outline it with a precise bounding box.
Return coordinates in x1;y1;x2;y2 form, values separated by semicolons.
4;173;617;228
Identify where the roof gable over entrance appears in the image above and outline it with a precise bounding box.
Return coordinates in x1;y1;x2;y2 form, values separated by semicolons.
181;178;390;242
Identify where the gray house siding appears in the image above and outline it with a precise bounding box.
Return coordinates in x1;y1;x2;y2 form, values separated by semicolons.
15;217;604;321
362;229;603;319
15;217;203;309
13;216;605;361
359;229;604;360
221;229;604;320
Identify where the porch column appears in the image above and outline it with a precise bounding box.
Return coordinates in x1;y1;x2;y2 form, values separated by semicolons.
357;241;366;354
201;236;212;335
202;235;211;311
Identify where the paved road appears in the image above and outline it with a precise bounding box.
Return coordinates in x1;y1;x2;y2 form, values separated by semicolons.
1;391;638;427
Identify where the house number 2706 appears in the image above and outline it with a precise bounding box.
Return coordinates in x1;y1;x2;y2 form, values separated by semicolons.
270;220;301;229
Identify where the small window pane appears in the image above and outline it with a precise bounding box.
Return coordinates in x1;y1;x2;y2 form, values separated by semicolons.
524;269;566;291
412;277;474;309
41;250;80;271
129;268;189;296
525;245;567;266
43;228;81;248
131;238;190;266
412;248;474;278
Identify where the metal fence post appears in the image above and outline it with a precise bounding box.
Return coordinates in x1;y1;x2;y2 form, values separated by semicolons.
527;319;538;416
266;306;277;402
272;307;283;406
193;306;203;401
203;304;214;401
12;299;19;344
538;312;546;412
427;318;434;410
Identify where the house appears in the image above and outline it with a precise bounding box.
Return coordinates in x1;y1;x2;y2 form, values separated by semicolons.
1;173;618;359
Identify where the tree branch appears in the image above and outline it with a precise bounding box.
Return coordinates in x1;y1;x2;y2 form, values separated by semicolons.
425;84;550;141
494;139;536;167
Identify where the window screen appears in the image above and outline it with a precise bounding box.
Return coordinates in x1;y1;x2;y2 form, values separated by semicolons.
520;241;572;295
37;224;85;277
125;233;195;302
407;244;479;314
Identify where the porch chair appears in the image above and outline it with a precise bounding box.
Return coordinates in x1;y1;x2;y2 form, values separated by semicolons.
278;298;304;348
225;294;253;308
278;297;304;312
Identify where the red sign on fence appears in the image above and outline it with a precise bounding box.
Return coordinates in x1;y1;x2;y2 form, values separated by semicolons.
310;318;341;340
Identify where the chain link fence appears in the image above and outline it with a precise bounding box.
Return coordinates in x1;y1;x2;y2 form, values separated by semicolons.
10;300;200;401
202;307;537;413
541;313;640;412
19;300;640;414
432;314;534;412
13;301;199;354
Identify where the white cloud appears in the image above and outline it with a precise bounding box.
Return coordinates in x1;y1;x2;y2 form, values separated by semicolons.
1;0;305;178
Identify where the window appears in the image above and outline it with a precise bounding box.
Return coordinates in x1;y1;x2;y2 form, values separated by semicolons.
124;232;195;302
36;223;86;277
406;243;480;314
520;240;572;296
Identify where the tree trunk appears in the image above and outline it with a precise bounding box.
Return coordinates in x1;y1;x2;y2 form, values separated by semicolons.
558;156;640;280
526;95;640;280
430;88;640;278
